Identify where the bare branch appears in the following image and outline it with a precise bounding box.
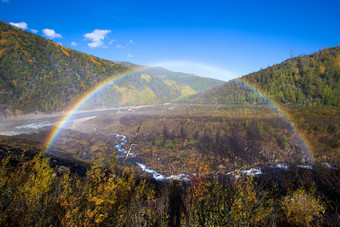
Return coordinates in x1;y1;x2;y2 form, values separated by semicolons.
124;122;142;162
125;143;137;160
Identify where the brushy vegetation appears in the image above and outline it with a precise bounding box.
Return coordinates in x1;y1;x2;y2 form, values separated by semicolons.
242;46;340;106
282;187;325;226
0;151;338;226
0;21;127;113
281;106;340;162
187;46;340;107
0;18;339;227
0;21;223;114
183;79;268;105
107;108;311;175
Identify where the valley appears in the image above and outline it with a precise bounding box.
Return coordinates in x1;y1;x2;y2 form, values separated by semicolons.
0;19;339;226
1;103;338;179
0;103;339;226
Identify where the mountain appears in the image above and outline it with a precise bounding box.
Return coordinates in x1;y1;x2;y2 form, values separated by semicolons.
82;67;224;109
188;46;340;106
242;46;340;106
0;21;128;113
182;79;267;105
0;21;223;115
140;67;223;92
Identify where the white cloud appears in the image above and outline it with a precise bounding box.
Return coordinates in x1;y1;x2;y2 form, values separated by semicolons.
83;29;111;48
30;29;38;34
115;44;126;49
108;39;116;45
42;28;62;39
128;40;135;45
9;22;28;30
1;0;10;3
71;41;78;46
127;54;134;58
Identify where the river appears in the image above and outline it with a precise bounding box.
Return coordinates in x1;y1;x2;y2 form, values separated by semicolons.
0;109;336;181
0;109;190;181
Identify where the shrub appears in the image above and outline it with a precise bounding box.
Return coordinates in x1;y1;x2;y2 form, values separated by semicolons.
169;152;177;158
282;188;325;226
164;139;175;149
180;152;189;157
188;140;199;146
277;135;288;150
153;139;162;147
231;174;273;226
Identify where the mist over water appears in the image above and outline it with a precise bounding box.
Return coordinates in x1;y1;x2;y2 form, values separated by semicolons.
0;109;118;136
0;108;191;180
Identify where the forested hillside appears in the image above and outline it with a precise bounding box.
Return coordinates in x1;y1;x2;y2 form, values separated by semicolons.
141;67;223;92
242;46;340;106
0;21;128;113
0;21;223;115
82;67;224;109
187;46;340;106
184;47;340;162
183;79;266;104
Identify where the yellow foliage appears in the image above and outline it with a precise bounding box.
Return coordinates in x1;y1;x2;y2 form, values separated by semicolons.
60;45;70;56
89;55;105;71
190;161;211;202
114;84;158;105
337;54;340;66
58;171;82;226
140;74;152;82
175;85;196;100
11;80;17;86
231;174;273;226
52;42;70;56
0;48;6;57
282;188;325;226
320;65;326;74
19;153;55;207
0;38;7;45
3;31;25;46
22;49;30;58
163;79;177;89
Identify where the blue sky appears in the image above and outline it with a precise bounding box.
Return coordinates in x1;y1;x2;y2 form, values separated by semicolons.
1;0;339;81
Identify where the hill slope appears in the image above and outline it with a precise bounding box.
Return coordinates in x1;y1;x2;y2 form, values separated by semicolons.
188;47;340;106
241;46;340;106
0;21;128;113
0;21;224;115
185;47;340;162
82;67;224;109
182;79;267;105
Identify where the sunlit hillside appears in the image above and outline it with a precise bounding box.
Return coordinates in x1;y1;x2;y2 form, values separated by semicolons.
0;21;223;115
0;0;339;225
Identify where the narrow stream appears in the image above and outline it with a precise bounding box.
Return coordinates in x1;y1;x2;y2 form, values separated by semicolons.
1;114;337;181
102;132;190;182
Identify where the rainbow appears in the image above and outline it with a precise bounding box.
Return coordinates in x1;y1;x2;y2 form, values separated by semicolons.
45;65;150;153
236;79;313;160
45;64;313;161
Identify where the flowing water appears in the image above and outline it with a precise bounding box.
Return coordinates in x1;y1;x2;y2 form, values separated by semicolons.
0;109;190;181
1;109;336;181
